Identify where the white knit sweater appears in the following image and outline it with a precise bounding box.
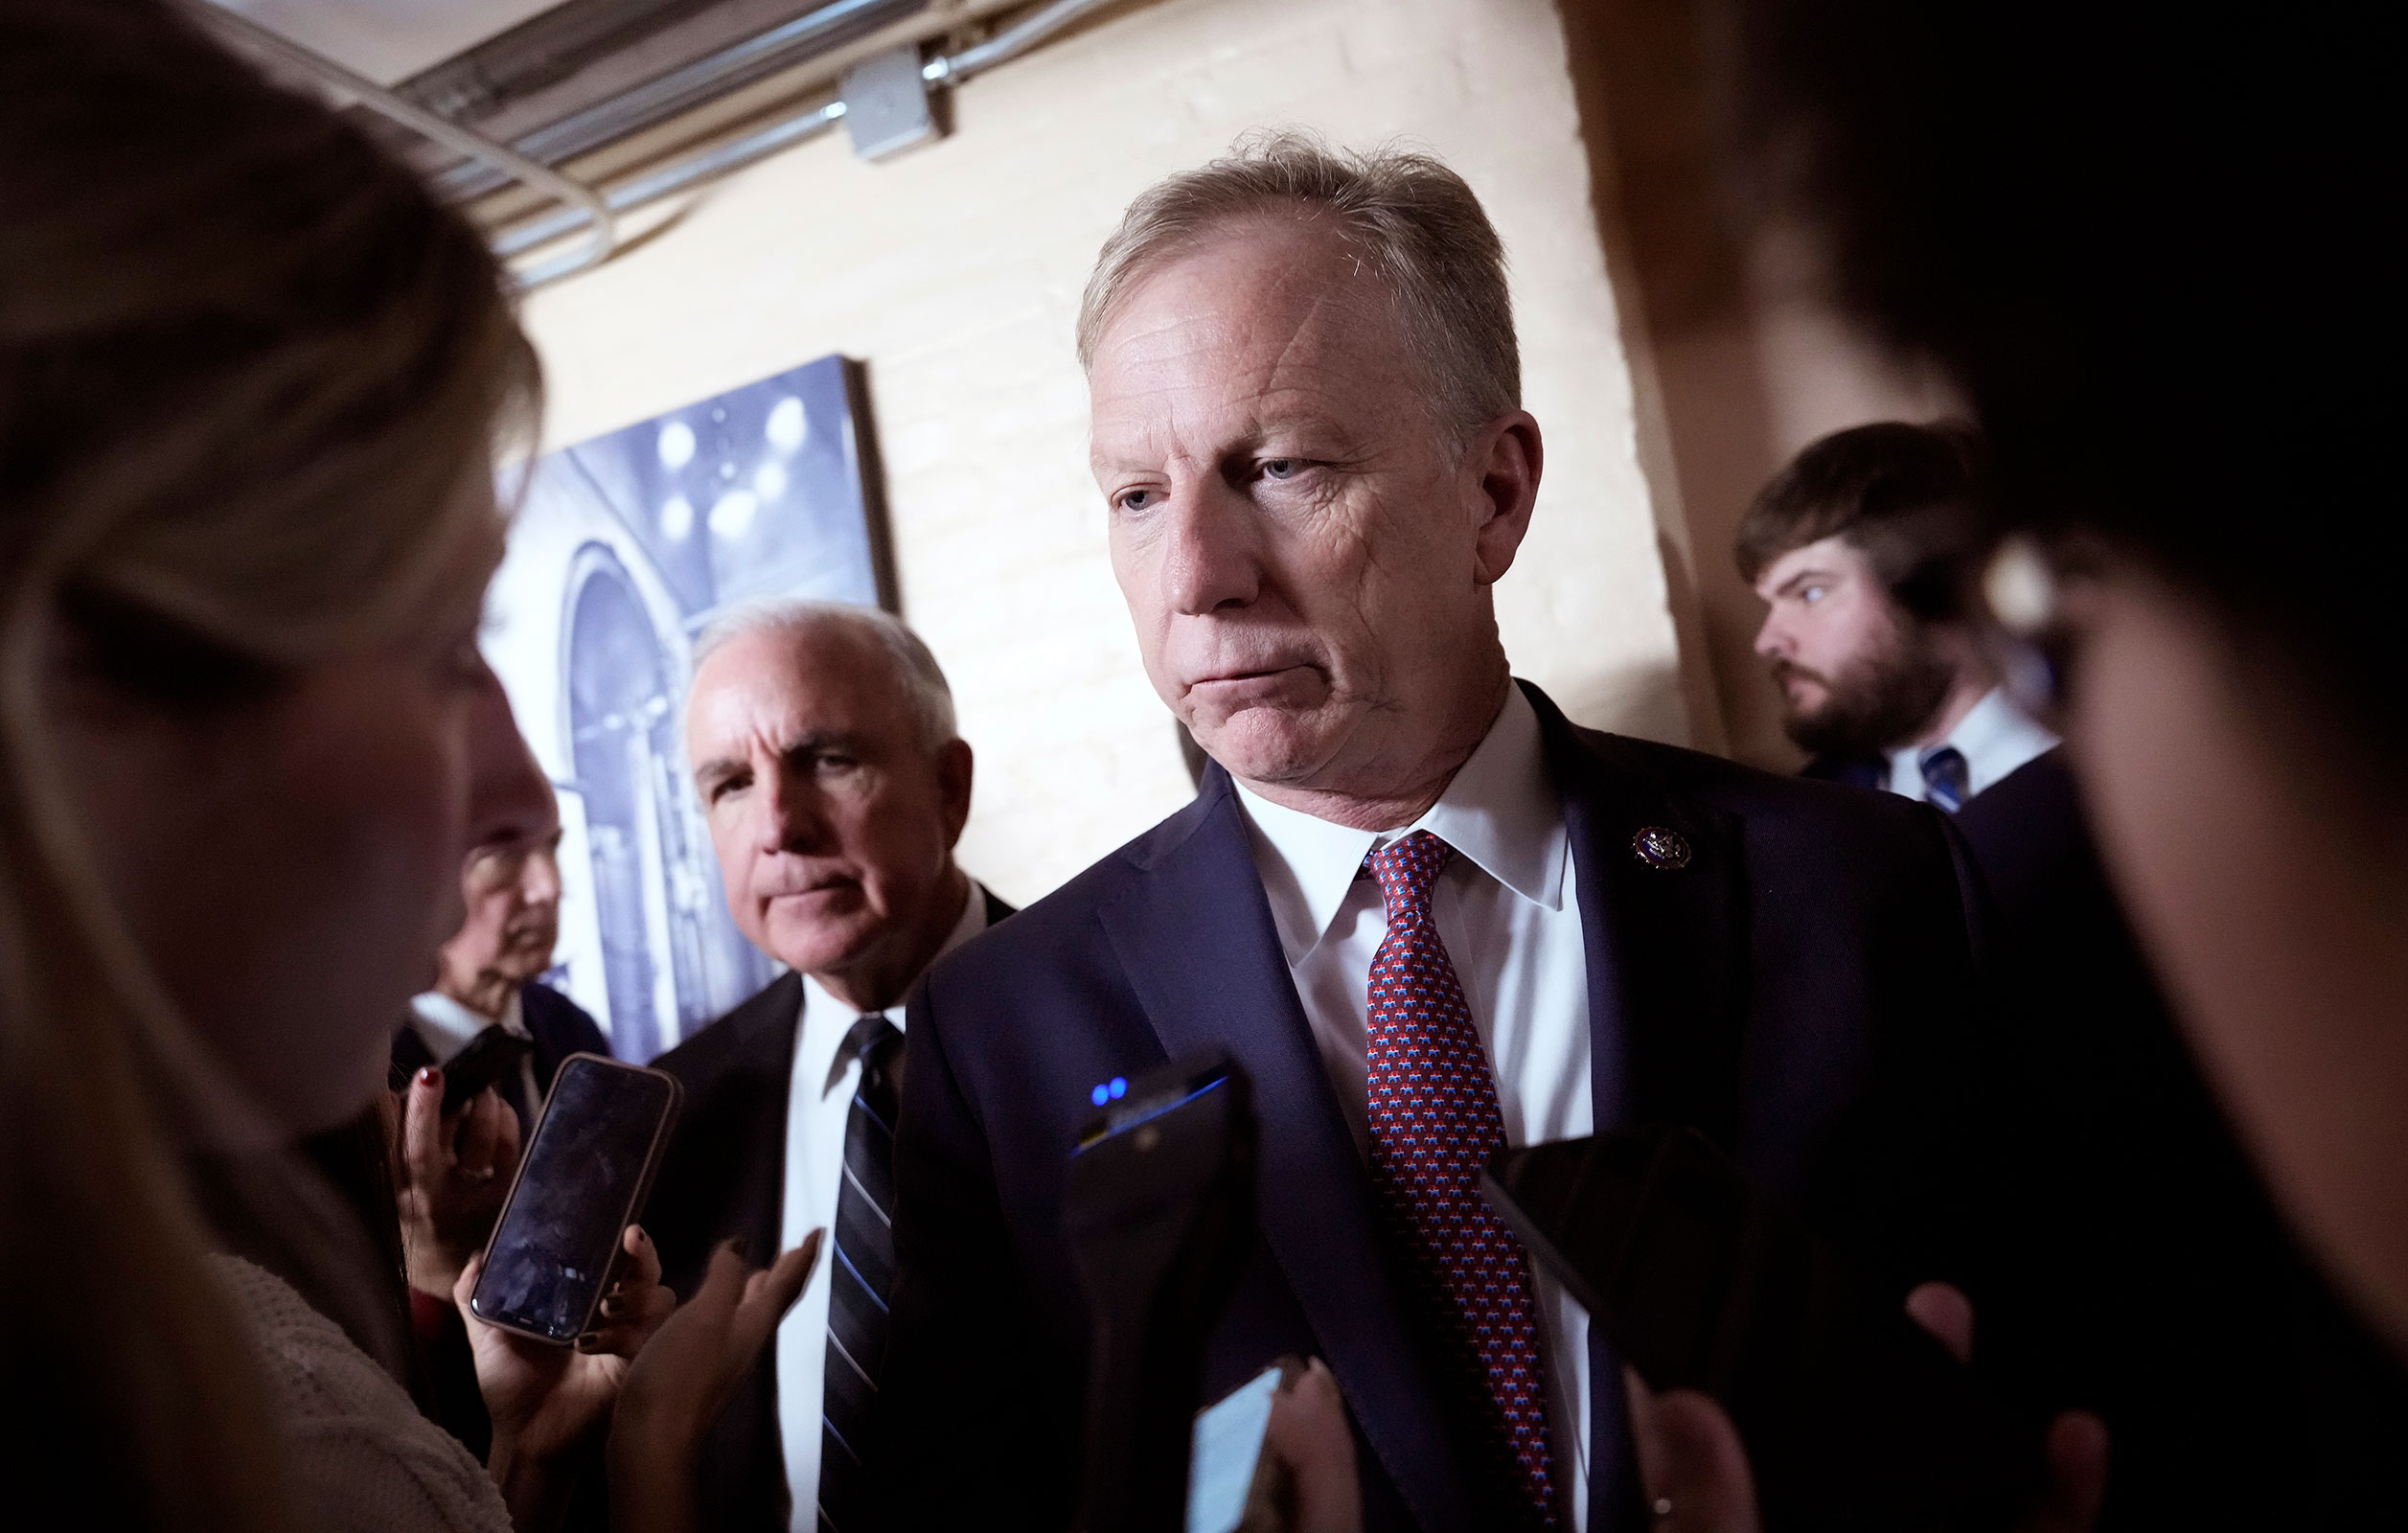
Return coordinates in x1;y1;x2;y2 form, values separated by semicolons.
215;1253;513;1533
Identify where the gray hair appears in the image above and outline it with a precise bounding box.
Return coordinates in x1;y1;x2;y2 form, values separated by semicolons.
1075;130;1519;444
691;599;958;754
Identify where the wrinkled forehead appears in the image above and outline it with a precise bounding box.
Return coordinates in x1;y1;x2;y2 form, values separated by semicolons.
684;624;900;757
1086;223;1421;455
464;817;560;891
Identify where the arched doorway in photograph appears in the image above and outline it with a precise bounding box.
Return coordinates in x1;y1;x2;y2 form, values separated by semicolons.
561;545;713;1061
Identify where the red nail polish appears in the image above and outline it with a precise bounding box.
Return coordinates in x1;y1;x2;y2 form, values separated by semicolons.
418;1066;438;1085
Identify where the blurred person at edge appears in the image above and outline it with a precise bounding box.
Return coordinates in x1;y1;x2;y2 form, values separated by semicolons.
390;790;611;1312
1740;422;2408;1523
389;790;616;1465
1609;1;2408;1529
398;791;612;1145
0;4;814;1531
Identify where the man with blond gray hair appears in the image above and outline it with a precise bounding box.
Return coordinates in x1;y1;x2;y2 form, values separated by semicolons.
880;135;1984;1531
644;598;1012;1533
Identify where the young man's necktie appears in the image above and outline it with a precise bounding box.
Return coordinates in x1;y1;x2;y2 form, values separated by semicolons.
1919;744;1971;812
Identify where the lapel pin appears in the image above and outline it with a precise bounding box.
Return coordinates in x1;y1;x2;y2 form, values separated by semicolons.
1632;825;1691;870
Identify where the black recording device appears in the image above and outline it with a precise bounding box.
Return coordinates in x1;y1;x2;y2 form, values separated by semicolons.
469;1053;680;1345
1484;1127;2043;1530
1064;1052;1257;1533
436;1024;533;1115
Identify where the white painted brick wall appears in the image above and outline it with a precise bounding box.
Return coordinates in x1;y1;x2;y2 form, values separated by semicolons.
520;0;1683;907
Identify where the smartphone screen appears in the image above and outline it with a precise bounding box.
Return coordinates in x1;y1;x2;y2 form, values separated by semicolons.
1185;1364;1281;1533
470;1055;677;1343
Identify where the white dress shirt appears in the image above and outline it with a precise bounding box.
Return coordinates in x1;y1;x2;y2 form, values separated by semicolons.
405;987;541;1126
775;878;990;1533
1885;686;2060;803
1232;686;1594;1529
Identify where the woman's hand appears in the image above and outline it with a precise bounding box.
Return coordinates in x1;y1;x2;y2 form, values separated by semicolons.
1626;1282;2110;1533
456;1224;677;1530
607;1233;822;1533
393;1066;521;1295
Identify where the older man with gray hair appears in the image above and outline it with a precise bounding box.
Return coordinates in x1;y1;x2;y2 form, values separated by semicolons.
879;135;1984;1532
644;599;1011;1533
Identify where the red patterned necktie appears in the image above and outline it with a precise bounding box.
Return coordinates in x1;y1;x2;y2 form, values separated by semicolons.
1363;830;1558;1527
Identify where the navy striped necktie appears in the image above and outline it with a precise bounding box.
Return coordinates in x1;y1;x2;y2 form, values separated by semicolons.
819;1011;901;1532
1919;744;1972;812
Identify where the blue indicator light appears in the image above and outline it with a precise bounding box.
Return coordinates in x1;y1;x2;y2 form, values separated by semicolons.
1090;1083;1111;1107
1109;1076;1129;1099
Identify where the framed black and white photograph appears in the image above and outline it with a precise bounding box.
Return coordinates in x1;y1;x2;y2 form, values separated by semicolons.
481;355;891;1061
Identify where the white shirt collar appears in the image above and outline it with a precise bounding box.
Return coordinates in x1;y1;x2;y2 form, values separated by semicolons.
406;986;525;1064
1233;686;1568;966
1887;686;2061;800
797;876;990;1095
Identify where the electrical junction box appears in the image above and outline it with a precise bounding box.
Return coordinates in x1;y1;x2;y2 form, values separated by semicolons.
840;42;938;161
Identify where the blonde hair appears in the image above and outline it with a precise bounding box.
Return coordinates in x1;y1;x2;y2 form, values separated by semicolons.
0;1;539;1524
1075;130;1520;445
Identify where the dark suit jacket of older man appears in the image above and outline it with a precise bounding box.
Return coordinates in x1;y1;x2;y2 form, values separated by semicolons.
389;979;611;1140
876;681;1985;1532
642;883;1017;1533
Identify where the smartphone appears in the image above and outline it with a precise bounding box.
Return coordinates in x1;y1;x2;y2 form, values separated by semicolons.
1185;1361;1284;1533
1065;1051;1257;1533
469;1053;681;1345
1483;1126;2042;1531
437;1025;533;1115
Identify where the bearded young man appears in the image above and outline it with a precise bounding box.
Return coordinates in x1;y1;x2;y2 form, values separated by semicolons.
1734;421;2408;1527
1739;422;2056;811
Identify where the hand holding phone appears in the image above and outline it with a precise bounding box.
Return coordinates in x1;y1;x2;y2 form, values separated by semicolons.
437;1024;534;1115
470;1053;681;1345
395;1064;522;1293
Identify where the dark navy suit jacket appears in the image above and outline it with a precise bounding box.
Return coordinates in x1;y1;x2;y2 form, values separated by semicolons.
879;683;1984;1532
644;886;1018;1533
389;979;611;1142
1949;751;2408;1526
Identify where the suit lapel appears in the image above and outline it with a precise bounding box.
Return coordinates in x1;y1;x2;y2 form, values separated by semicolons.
1099;771;1474;1532
1527;681;1746;1152
728;972;805;1263
1524;685;1745;1531
681;972;804;1527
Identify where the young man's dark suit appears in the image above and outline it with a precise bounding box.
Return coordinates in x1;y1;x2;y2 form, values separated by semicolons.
1950;752;2408;1526
877;681;1985;1532
643;885;1017;1533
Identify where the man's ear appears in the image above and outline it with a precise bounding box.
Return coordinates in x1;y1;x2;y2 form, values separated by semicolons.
936;738;975;846
1470;410;1544;586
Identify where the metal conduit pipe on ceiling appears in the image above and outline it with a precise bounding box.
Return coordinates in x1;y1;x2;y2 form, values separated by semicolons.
424;0;930;206
191;0;1133;287
185;0;622;283
496;0;1125;275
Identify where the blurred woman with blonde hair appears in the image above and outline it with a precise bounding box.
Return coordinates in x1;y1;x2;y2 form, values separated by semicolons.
0;2;811;1527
